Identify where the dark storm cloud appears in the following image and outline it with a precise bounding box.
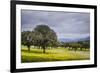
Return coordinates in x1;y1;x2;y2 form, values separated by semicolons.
21;10;90;39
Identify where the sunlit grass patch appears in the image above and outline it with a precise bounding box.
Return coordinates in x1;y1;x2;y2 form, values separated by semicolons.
21;46;90;63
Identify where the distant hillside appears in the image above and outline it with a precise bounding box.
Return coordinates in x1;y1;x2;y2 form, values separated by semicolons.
58;36;90;43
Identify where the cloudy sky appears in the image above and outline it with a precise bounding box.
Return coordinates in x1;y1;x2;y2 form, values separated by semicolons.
21;10;90;39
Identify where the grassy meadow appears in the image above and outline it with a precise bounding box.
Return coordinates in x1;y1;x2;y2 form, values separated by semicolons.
21;45;90;63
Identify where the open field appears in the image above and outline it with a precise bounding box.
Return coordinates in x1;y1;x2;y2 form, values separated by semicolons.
21;46;90;63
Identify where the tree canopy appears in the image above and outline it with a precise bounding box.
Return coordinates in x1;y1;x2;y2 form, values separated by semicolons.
21;25;58;53
21;31;35;51
33;25;58;53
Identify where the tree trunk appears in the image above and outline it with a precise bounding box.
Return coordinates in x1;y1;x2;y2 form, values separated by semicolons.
28;46;30;51
43;46;46;53
80;48;82;51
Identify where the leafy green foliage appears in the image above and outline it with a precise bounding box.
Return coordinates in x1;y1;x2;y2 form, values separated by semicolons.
21;25;58;53
59;41;90;51
21;31;34;51
33;25;58;53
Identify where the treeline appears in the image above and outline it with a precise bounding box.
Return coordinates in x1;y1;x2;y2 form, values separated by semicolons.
22;25;90;53
58;41;90;51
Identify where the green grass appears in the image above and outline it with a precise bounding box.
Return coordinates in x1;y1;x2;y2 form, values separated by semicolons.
21;46;90;63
